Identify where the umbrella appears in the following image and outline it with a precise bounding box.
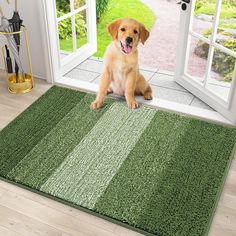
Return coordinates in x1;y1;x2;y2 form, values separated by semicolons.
9;0;24;82
0;15;25;82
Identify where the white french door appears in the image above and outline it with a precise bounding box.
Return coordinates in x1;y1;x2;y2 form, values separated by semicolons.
44;0;97;77
42;0;235;124
175;0;236;124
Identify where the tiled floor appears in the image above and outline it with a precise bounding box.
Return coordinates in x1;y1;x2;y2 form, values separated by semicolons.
64;57;214;110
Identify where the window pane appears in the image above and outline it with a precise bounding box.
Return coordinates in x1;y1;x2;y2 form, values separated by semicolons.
58;17;73;58
76;10;88;49
56;0;70;17
207;48;235;101
216;0;236;52
186;36;208;83
192;0;215;38
211;49;235;82
74;0;86;9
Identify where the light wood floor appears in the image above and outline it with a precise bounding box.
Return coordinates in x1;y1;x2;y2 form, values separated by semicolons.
0;75;235;236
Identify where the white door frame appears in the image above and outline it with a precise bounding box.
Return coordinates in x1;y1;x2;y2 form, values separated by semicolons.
175;0;236;124
42;0;97;79
41;0;235;126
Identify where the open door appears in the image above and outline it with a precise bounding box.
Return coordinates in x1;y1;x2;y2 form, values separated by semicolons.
44;0;97;77
175;0;236;124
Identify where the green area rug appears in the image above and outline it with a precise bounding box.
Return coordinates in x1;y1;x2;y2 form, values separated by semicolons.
0;86;236;236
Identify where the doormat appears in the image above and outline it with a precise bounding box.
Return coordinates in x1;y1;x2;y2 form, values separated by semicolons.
0;86;235;236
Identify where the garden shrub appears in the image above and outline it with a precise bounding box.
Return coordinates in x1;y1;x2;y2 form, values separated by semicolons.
96;0;109;22
195;0;236;18
212;38;236;81
56;0;70;15
57;10;86;40
56;0;109;40
195;28;236;81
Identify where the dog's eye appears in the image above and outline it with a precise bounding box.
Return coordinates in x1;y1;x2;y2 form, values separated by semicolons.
134;30;138;34
120;28;126;32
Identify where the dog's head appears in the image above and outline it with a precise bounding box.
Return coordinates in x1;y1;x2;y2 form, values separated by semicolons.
108;18;150;55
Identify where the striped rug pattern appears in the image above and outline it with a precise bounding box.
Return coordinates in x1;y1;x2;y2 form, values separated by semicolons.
0;86;236;236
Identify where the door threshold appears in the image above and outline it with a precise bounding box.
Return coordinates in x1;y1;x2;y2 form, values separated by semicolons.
55;77;234;127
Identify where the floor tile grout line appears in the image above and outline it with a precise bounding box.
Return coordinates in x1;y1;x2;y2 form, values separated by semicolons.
68;63;197;102
189;96;195;106
73;67;102;75
208;81;231;89
65;67;100;82
157;72;175;77
89;57;159;73
149;83;191;94
71;61;205;102
87;58;176;75
153;73;175;79
89;57;103;62
76;66;158;77
140;68;158;73
189;97;214;110
71;66;190;94
157;70;175;76
78;58;161;74
91;74;101;83
147;72;156;82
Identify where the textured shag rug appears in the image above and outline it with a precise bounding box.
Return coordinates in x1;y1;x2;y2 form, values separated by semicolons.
0;86;236;236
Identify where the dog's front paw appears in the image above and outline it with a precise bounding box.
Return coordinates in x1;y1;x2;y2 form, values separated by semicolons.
127;100;139;109
144;86;153;100
90;100;103;110
144;91;153;100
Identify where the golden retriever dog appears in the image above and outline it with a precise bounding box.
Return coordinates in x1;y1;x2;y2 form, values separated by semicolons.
91;18;153;109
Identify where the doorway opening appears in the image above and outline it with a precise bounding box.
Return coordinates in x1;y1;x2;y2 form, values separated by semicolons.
56;0;214;110
44;0;236;124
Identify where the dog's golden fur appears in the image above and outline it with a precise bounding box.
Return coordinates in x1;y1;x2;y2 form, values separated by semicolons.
91;18;153;109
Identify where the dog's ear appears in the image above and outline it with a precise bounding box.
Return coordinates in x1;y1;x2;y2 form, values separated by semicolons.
108;19;121;40
139;24;150;44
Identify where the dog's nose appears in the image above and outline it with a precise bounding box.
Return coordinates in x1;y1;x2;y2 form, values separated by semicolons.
126;37;133;44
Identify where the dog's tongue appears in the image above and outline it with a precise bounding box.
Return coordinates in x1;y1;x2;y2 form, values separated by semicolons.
124;44;132;54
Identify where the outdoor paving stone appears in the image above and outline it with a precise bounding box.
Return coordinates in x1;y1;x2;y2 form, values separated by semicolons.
91;70;154;83
149;73;187;92
65;68;100;82
92;77;100;85
140;70;156;81
77;59;104;73
190;97;213;111
151;85;194;105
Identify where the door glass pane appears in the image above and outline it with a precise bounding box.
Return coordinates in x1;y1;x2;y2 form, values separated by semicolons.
74;0;86;9
76;10;88;49
191;0;215;38
216;0;236;52
58;17;73;58
56;0;71;17
186;36;208;83
207;48;236;101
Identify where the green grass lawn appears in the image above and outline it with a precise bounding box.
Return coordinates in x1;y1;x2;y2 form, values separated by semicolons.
195;0;236;30
59;0;155;57
195;0;236;20
59;37;87;53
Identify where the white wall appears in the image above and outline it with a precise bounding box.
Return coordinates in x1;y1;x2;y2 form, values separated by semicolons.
0;0;48;79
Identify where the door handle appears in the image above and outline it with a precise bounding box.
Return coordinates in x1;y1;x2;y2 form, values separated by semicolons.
181;0;190;11
181;3;187;11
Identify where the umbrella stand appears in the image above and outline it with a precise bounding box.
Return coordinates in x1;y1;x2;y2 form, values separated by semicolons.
0;26;34;93
10;0;24;82
0;15;25;81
